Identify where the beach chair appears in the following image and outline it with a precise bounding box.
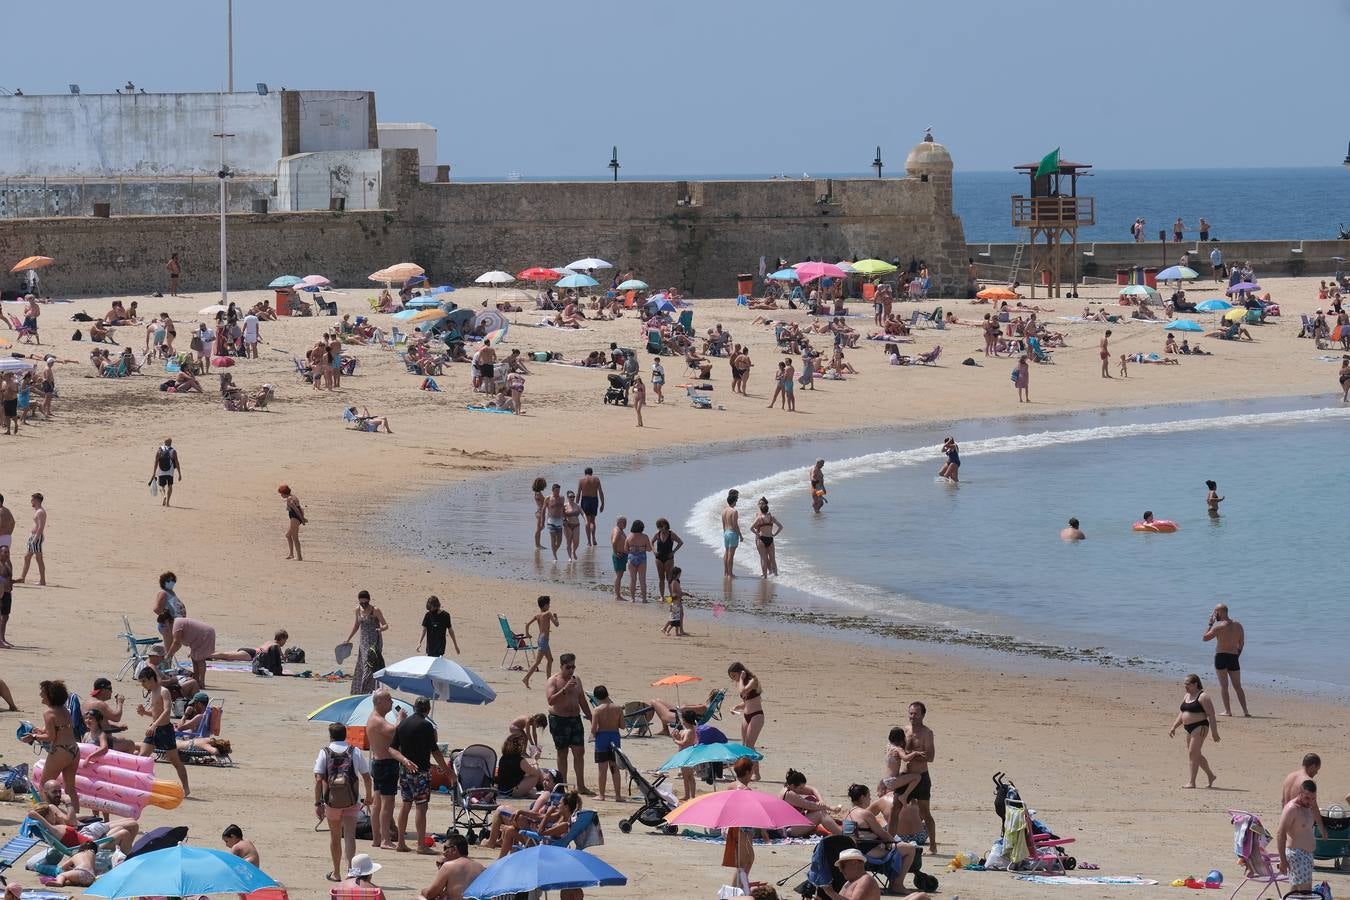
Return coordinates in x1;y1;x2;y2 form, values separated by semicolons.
686;385;712;410
313;295;338;316
646;330;669;356
116;615;161;682
916;346;942;365
1028;336;1054;364
8;316;34;343
22;816;117;878
292;356;314;383
518;809;602;849
1314;808;1350;868
390;327;407;347
0;829;40;885
806;833;934;897
497;616;536;670
329;887;385;900
161;700;232;766
448;744;498;842
1228;810;1286;900
678;309;693;333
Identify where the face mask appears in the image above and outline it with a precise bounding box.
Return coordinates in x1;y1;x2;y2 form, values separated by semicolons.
164;580;176;590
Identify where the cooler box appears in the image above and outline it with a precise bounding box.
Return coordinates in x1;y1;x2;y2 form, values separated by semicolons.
862;282;876;300
736;274;754;297
274;289;291;316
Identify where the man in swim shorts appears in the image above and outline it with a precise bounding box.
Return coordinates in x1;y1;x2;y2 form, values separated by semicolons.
392;697;449;853
906;701;937;854
590;685;624;801
721;490;742;578
610;517;628;602
521;595;558;689
1203;603;1250;717
1277;780;1317;893
545;653;592;795
576;468;605;546
0;494;14;551
543;484;565;561
365;689;413;850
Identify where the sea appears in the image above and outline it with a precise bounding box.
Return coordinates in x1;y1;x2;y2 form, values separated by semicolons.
456;167;1350;245
398;396;1350;697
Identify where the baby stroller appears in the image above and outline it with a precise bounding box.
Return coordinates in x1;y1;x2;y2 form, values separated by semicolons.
792;834;936;897
612;748;678;834
449;744;499;844
992;772;1076;872
603;373;631;405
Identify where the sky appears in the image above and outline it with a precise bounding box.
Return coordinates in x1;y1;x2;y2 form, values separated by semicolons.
10;0;1349;176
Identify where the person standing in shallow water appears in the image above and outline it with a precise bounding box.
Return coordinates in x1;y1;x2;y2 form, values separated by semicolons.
1203;603;1249;717
809;460;826;512
721;490;742;578
1205;480;1224;518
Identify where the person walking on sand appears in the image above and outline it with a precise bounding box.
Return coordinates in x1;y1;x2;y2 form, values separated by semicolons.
166;253;181;297
576;468;605;547
544;484;565;561
1015;354;1030;402
150;438;182;507
1206;479;1225;518
1099;330;1112;378
13;493;46;587
279;485;306;560
545;653;593;795
1168;673;1219;788
314;722;372;882
810;460;827;512
590;685;624;802
905;701;938;853
1277;780;1318;894
521;596;558;689
632;374;646;427
417;595;459;658
609;517;628;602
345;591;388;694
1203;603;1249;716
722;490;743;578
651;356;665;404
751;497;782;578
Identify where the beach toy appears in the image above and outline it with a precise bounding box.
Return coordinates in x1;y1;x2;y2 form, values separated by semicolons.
32;744;184;819
211;356;235;367
1206;870;1223;886
1133;519;1179;533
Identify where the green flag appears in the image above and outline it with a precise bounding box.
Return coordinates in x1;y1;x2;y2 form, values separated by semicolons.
1034;147;1060;179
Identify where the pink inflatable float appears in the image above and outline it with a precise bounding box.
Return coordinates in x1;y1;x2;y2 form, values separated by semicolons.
32;744;184;819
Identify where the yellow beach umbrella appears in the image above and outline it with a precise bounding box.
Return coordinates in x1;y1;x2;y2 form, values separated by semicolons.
405;308;448;325
1223;308;1250;322
852;258;897;276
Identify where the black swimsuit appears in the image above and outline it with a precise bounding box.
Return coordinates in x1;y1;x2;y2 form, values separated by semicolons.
1180;696;1208;733
654;534;674;563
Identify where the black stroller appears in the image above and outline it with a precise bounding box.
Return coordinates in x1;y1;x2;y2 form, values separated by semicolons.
612;748;678;834
604;373;632;405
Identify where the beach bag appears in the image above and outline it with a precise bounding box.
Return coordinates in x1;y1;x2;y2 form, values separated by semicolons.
71;330;82;341
322;747;359;809
1010;368;1019;382
531;351;549;362
914;871;939;893
366;644;386;674
354;804;372;840
283;646;306;664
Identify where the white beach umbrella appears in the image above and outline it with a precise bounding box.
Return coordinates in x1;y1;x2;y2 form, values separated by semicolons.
475;271;515;285
567;257;613;271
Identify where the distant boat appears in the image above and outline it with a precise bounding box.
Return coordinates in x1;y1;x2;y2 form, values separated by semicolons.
507;172;522;182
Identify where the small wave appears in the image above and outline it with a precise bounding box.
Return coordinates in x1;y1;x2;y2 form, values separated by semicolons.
685;405;1350;620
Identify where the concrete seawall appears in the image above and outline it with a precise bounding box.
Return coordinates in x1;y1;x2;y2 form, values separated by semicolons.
969;239;1348;283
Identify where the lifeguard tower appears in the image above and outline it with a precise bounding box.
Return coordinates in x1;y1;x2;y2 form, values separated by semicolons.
1011;156;1094;298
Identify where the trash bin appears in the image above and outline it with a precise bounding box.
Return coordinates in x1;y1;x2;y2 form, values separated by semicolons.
1116;268;1130;285
251;198;269;214
862;282;876;300
1040;270;1052;287
274;289;292;316
736;274;754;297
1143;267;1159;288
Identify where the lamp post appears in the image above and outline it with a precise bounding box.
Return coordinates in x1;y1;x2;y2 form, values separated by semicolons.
213;100;235;308
872;146;883;178
1343;140;1349;168
608;146;620;182
226;0;234;93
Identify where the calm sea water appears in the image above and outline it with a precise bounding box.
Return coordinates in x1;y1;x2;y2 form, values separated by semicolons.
456;167;1350;245
400;397;1350;694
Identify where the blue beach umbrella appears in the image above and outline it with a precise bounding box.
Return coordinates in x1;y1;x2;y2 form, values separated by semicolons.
405;297;443;309
556;273;600;289
268;275;302;288
1163;319;1205;332
428;284;456;295
84;845;278;898
646;298;677;314
768;268;799;282
1195;299;1232;312
658;741;763;771
464;844;627;899
375;655;496;705
446;308;476;328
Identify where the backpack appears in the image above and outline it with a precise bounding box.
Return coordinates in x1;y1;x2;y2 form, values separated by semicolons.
157;446;174;470
323;747;359;809
283;646;306;664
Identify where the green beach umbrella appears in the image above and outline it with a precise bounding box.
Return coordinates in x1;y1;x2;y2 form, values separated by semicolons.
852;259;897;276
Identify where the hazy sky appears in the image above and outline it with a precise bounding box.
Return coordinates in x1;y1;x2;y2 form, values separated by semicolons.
13;0;1348;175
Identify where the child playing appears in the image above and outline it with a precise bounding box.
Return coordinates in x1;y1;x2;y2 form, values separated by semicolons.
661;566;687;637
1118;353;1129;377
651;357;665;403
590;685;624;802
670;708;700;801
521;595;558;689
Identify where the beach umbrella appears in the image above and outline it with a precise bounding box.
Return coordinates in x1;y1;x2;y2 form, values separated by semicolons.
556;273;599;289
658;742;763;771
404;297;444;310
852;258;897;276
374;655;496;705
464;845;626;899
198;304;228;315
1225;282;1260;295
308;694;416;727
1163;319;1205;332
83;845;279;898
834;260;858;274
517;267;562;282
652;673;701;708
665;790;810;830
427;284;456;296
1119;285;1159;300
405;308;448;325
390;308;421;321
1224;307;1254;322
1156;265;1199;283
567;257;613;271
795;261;847;284
616;279;648;291
405;274;428;287
646;298;676;314
268;275;302;288
768;268;799;282
473;309;508;338
10;255;54;273
299;274;331;287
447;308;476;327
0;358;34;373
475;270;515;285
977;287;1020;300
383;262;425;281
1195;299;1232;312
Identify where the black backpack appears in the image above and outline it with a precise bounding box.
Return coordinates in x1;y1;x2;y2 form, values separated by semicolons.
157;446;174;470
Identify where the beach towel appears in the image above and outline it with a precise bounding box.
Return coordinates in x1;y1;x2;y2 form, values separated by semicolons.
1013;875;1157;885
466;405;514;414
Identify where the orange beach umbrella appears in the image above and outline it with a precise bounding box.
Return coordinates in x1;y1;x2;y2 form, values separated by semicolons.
977;286;1020;301
652;673;702;708
10;255;53;273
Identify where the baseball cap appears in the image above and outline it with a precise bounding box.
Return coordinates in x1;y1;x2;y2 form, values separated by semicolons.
191;691;210;705
92;677;112;691
836;848;867;867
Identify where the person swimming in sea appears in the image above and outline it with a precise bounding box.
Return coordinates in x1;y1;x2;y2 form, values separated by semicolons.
1205;480;1224;519
938;437;960;482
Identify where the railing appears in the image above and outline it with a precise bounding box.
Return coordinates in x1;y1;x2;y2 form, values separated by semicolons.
1012;195;1094;228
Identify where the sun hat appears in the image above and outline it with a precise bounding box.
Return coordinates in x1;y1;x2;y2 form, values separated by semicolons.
347;854;381;878
836;848;867;867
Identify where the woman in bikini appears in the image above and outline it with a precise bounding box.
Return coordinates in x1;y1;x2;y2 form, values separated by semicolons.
29;680;81;815
1339;356;1350;402
561;491;582;561
729;662;764;780
625;519;653;603
1168;673;1219;788
841;783;901;862
531;477;547;549
781;768;843;836
652;518;684;600
279;484;306;561
750;497;782;578
84;708;137;760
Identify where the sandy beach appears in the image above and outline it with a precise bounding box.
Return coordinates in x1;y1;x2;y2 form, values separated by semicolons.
1;274;1347;900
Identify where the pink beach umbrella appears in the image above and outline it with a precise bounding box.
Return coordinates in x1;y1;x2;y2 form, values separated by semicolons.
299;274;331;287
664;789;811;830
795;261;847;285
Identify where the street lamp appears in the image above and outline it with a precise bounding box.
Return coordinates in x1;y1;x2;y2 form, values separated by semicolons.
872;146;883;178
213;100;235;308
608;146;620;182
